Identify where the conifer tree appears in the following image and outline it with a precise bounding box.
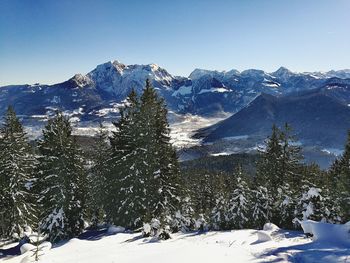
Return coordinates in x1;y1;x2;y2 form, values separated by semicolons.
0;106;36;239
256;123;304;228
37;112;87;242
140;82;183;228
225;166;251;229
255;125;283;224
275;124;303;228
294;185;327;222
210;172;230;230
108;89;145;227
251;186;271;229
109;81;183;235
329;131;350;222
87;122;110;227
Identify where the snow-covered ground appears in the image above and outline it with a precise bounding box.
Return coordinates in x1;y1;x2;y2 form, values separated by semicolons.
169;113;227;148
2;226;349;263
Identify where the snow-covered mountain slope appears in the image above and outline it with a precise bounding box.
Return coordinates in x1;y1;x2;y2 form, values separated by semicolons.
86;60;176;98
1;60;350;165
3;226;349;263
1;60;350;123
195;81;350;149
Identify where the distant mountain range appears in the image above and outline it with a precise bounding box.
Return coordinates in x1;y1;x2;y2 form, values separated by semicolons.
195;80;350;149
1;60;350;121
1;59;350;167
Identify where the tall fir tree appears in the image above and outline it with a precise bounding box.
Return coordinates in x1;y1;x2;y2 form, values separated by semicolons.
255;124;283;224
256;123;304;229
36;112;87;242
329;130;350;222
225;166;251;229
251;185;271;229
87;122;110;228
108;88;145;227
0;106;36;239
109;81;183;235
140;81;183;228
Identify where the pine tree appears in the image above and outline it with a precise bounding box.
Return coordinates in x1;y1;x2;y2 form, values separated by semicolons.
275;124;303;228
37;112;87;242
329;130;350;222
255;125;283;225
211;175;229;230
279;123;303;189
87;122;110;228
251;186;271;229
108;89;145;227
140;82;183;229
294;184;327;222
187;170;226;230
256;123;304;229
293;163;339;225
109;81;184;235
0;106;36;239
225;166;251;229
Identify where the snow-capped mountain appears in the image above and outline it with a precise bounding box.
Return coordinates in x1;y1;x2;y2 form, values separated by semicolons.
1;59;350;134
85;60;176;98
195;80;350;148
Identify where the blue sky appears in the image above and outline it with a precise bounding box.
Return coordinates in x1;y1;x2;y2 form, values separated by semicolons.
0;0;349;85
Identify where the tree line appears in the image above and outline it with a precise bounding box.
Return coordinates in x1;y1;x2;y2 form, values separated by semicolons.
0;80;349;242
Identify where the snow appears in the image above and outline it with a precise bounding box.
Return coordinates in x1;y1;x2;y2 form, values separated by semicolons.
263;223;280;232
20;242;51;255
222;135;249;140
300;220;350;246
198;87;232;94
172;86;192;97
256;231;272;242
263;82;280;88
107;226;125;234
321;148;343;156
2;227;349;263
211;152;235;156
19;243;35;254
169;113;227;148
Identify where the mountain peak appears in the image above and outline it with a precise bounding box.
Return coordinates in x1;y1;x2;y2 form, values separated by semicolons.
272;67;294;81
273;66;291;74
70;74;93;87
149;63;160;71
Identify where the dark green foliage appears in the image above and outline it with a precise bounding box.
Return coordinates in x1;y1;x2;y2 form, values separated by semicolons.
108;81;183;233
329;131;350;222
181;153;259;176
36;112;87;242
1;101;350;239
0;106;36;239
87;122;110;228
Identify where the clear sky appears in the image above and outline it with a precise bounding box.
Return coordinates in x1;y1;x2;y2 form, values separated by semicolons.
0;0;349;85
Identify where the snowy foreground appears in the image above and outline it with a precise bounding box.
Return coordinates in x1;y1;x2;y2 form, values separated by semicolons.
1;223;350;263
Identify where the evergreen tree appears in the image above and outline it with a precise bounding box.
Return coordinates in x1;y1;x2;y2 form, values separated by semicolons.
210;172;230;230
275;124;303;228
256;123;303;228
186;170;226;229
294;185;327;222
108;89;145;227
225;166;251;229
0;106;36;239
255;125;283;224
329;130;350;222
293;163;339;224
37;112;87;242
251;186;271;229
109;80;183;235
87;122;110;228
